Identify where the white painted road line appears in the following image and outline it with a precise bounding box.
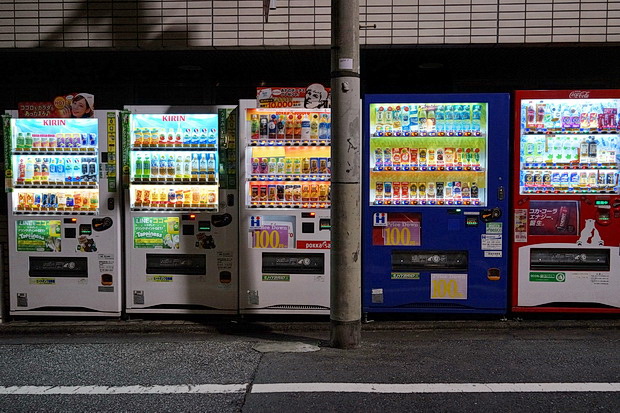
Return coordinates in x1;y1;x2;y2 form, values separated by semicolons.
0;383;619;395
0;384;248;395
250;382;620;393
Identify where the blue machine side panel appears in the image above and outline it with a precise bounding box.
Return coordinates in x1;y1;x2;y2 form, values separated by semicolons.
362;93;511;314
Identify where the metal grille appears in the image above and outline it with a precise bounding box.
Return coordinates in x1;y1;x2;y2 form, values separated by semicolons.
0;1;619;49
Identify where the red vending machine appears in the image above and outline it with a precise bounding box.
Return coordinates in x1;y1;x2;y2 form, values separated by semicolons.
512;90;620;313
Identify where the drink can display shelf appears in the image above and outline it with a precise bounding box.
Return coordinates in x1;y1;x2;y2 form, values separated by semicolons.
523;128;619;134
131;204;217;212
374;199;481;206
372;131;483;138
14;182;98;189
249;139;330;147
249;202;330;209
522;163;617;170
372;166;484;172
249;174;330;182
14;208;98;215
13;148;97;155
131;177;218;184
521;186;617;194
130;144;217;151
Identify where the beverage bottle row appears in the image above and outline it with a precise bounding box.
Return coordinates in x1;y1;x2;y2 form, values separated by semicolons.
374;147;481;170
250;112;331;141
16;132;97;150
523;100;619;130
134;153;216;180
134;187;217;207
249;182;330;203
250;157;331;175
522;170;617;188
374;181;480;204
17;157;98;183
133;127;217;147
521;135;618;165
373;104;483;136
17;190;98;210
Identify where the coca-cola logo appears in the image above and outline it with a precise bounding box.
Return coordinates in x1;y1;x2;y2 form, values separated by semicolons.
296;240;331;249
569;91;590;99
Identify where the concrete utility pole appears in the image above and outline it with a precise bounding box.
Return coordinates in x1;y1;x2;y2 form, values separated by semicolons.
330;0;361;349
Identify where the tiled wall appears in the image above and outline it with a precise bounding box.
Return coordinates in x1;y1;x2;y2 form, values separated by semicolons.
1;0;619;49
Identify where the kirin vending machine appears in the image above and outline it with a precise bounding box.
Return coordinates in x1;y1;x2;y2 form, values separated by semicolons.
512;90;620;313
123;105;238;314
3;110;122;317
362;93;510;314
238;99;332;314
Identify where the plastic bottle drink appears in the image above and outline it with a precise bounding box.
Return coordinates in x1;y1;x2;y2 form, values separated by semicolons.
401;107;410;132
301;114;311;140
310;114;319;140
150;155;158;177
175;128;183;144
167;155;175;177
184;155;191;178
159;155;168;178
200;128;209;146
55;157;64;182
49;158;57;182
24;133;33;149
294;114;302;139
435;105;445;132
207;153;216;173
259;115;268;139
175;156;183;178
72;159;81;182
136;155;143;178
191;154;199;176
199;153;207;176
461;105;471;131
32;134;41;148
16;133;24;149
24;157;34;181
285;114;295;140
319;114;328;140
17;159;25;182
471;105;481;131
251;114;260;140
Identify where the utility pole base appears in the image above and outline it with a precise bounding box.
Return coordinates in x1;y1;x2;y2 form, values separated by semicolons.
330;319;361;349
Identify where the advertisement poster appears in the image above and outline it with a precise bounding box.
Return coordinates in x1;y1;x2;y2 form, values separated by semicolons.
257;84;331;109
372;212;421;246
528;200;579;236
12;118;98;146
18;92;95;119
134;217;180;249
16;220;61;252
249;215;295;249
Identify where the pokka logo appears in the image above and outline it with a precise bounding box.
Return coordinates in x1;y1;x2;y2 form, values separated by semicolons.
569;91;590;99
43;119;66;126
296;240;331;249
162;115;186;122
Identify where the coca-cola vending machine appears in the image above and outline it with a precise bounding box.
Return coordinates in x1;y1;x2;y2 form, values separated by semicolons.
512;89;620;313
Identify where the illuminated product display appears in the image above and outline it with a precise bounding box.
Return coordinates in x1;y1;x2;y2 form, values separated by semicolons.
511;90;620;314
5;112;122;317
123;106;238;315
362;93;511;315
238;101;332;314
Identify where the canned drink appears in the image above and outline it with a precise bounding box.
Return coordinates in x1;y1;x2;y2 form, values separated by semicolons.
409;182;417;198
293;185;302;202
64;133;73;148
284;184;293;201
560;172;569;183
319;158;328;174
445;181;453;198
523;171;533;185
42;193;49;207
418;183;426;199
318;184;328;201
80;134;88;147
375;182;384;199
66;194;74;208
72;133;81;148
570;172;579;184
259;158;268;174
302;184;310;201
410;148;418;165
607;172;617;185
310;184;319;201
135;190;143;204
276;185;285;201
207;190;216;204
400;182;409;199
268;158;277;174
310;158;319;174
251;158;259;174
393;182;401;199
452;182;461;198
327;158;331;174
49;193;57;208
418;148;427;165
588;172;597;184
268;184;277;201
293;158;302;174
598;172;606;185
89;133;97;146
302;158;310;174
436;182;444;198
426;182;436;198
400;148;410;168
462;183;471;198
259;185;268;201
471;183;479;198
384;182;392;199
56;133;65;148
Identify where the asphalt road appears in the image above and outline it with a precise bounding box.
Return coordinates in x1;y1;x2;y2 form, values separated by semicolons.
0;318;619;412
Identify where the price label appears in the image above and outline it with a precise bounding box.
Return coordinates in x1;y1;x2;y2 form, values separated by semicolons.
252;226;290;249
382;226;419;246
372;213;421;246
430;273;467;300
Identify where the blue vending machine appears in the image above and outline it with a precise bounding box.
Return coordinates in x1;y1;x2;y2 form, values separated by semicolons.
362;93;510;314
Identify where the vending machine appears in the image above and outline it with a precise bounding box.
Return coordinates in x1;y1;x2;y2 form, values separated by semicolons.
123;105;238;314
238;99;332;314
3;111;122;317
362;94;511;314
512;90;620;313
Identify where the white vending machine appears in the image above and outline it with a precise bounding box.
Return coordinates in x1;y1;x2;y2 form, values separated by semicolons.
238;99;332;314
123;105;238;314
4;110;122;317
